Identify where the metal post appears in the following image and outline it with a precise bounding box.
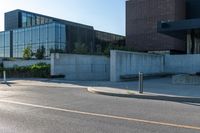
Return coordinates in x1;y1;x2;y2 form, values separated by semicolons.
3;70;6;83
139;72;143;94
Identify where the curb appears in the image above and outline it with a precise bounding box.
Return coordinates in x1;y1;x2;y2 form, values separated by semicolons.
88;87;137;97
87;87;200;103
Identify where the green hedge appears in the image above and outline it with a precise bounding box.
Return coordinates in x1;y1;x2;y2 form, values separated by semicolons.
0;63;50;78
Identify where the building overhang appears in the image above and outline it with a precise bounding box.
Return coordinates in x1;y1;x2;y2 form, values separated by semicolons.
157;18;200;40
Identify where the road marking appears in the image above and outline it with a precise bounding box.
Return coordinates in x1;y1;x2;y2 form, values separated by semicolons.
0;100;199;130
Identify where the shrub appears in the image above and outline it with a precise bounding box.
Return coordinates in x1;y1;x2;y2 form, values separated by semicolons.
0;63;50;78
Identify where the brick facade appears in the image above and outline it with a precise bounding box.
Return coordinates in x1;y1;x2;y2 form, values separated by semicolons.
126;0;186;52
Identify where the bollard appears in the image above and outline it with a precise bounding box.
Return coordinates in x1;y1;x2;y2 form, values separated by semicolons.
138;72;143;94
3;70;6;83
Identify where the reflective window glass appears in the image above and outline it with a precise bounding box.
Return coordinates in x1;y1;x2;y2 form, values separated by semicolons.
0;32;4;47
48;23;56;42
27;14;32;27
40;17;45;24
36;16;41;25
22;13;27;27
4;32;10;47
40;25;48;43
32;15;36;26
25;28;31;45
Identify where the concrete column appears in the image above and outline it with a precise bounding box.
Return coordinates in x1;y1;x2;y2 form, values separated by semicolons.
187;33;192;54
194;38;197;54
194;37;200;54
198;38;200;54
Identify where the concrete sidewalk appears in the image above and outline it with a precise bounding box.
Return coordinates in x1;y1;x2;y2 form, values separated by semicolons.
1;77;200;102
86;78;200;98
87;87;200;103
86;77;200;103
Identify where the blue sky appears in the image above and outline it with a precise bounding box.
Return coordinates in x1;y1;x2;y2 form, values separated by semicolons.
0;0;125;35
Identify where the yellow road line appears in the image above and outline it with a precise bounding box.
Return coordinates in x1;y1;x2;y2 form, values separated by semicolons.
0;99;199;130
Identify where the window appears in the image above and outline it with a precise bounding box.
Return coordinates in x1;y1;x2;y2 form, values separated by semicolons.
26;14;32;27
36;16;41;25
18;29;25;45
31;27;39;44
0;32;4;47
22;13;27;27
40;17;45;24
4;32;10;47
48;23;56;42
32;15;36;26
40;25;48;43
24;28;31;45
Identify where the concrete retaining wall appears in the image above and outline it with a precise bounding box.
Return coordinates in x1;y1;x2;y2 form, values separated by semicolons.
165;54;200;74
51;53;110;81
110;50;164;81
3;60;50;68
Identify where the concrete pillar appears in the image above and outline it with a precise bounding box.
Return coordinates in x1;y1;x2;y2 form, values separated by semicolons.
187;33;192;54
195;38;200;54
195;38;197;54
193;35;200;54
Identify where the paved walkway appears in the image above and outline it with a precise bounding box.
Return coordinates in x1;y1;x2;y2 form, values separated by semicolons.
84;78;200;98
1;77;200;102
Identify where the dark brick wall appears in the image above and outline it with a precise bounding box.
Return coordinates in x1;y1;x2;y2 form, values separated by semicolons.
126;0;186;52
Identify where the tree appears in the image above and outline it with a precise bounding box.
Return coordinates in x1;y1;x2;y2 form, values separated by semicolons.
35;46;45;59
23;47;32;60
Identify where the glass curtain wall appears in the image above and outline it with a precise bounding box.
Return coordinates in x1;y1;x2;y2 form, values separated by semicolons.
95;31;125;53
21;12;53;28
0;31;10;57
13;22;66;58
67;25;94;53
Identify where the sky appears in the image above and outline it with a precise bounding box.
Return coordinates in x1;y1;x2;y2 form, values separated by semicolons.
0;0;125;35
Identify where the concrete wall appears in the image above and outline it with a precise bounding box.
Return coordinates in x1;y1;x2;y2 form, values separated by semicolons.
165;54;200;74
110;50;164;81
51;53;110;81
3;60;50;68
110;50;200;81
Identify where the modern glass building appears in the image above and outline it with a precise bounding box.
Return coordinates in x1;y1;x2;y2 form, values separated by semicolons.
12;22;66;58
0;9;125;58
0;31;11;57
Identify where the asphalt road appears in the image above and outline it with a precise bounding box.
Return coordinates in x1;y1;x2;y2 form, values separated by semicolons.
0;83;200;133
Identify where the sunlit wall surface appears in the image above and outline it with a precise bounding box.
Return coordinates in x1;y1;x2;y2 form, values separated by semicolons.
12;22;66;58
0;31;11;57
